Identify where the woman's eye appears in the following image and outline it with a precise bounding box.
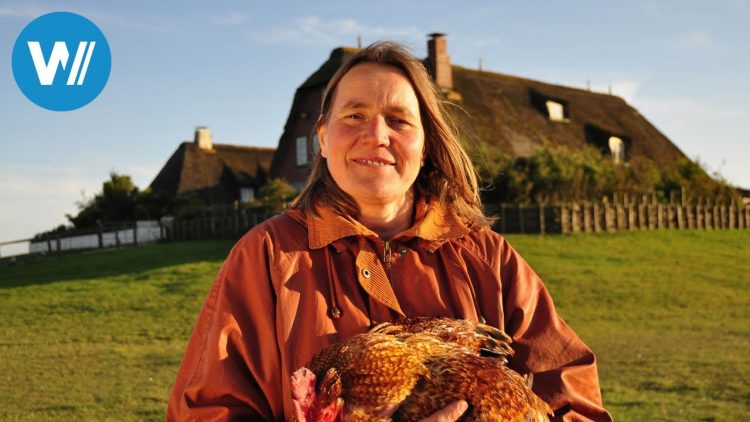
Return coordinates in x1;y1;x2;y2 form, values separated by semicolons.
389;117;410;127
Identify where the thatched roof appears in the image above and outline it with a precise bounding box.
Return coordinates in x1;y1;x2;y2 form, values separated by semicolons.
150;142;275;204
451;65;686;161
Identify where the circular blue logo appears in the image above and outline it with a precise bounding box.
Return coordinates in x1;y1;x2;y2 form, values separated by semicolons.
12;12;111;111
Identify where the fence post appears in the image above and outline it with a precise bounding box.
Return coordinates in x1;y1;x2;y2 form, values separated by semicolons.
628;203;635;230
613;197;620;230
712;203;719;230
539;203;546;235
97;221;103;248
603;198;611;232
582;202;590;233
56;234;61;254
656;204;663;229
667;204;673;229
518;204;525;234
133;221;138;246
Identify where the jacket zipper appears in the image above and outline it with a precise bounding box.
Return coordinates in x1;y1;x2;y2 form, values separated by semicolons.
383;241;392;271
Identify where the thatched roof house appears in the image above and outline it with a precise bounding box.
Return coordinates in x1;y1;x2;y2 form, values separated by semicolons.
150;127;275;204
270;34;687;188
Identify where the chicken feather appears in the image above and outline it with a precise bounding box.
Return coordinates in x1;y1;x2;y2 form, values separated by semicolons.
291;317;553;422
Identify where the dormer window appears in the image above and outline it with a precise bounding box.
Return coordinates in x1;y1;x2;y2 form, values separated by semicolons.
584;123;630;164
608;136;625;164
545;100;567;122
529;89;570;122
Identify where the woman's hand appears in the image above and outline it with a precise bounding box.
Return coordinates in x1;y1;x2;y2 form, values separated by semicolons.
419;400;468;422
378;399;468;421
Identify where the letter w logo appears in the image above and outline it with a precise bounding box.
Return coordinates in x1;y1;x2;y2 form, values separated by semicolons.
27;41;96;86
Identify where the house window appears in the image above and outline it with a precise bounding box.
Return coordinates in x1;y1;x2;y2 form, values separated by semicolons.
240;187;255;202
312;134;320;156
545;100;566;122
608;136;625;164
296;136;308;165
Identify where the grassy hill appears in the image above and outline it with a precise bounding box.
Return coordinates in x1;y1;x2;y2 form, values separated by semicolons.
0;230;748;421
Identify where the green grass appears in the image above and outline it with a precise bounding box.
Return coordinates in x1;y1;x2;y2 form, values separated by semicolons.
0;231;748;420
505;230;750;421
0;241;235;421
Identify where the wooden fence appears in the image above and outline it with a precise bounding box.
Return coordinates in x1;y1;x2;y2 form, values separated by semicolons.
6;200;745;259
496;199;750;234
164;210;273;242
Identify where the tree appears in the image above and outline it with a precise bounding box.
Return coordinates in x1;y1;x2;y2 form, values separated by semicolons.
247;178;298;214
66;172;145;228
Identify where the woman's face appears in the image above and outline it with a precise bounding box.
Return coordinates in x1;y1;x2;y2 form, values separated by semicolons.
318;63;425;209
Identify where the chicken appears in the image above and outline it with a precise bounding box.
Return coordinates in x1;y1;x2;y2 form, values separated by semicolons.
291;317;553;422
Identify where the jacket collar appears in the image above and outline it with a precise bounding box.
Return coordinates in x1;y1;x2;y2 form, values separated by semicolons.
302;200;471;252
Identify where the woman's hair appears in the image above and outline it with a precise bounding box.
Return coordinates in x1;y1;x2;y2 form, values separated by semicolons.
292;41;493;228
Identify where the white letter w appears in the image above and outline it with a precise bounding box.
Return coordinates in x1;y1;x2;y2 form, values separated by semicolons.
27;41;95;86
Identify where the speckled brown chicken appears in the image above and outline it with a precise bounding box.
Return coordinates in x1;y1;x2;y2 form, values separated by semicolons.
290;317;552;422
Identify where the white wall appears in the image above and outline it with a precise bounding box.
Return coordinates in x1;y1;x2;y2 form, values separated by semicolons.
29;220;163;254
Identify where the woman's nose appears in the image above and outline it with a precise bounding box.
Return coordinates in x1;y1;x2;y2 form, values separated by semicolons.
363;116;390;146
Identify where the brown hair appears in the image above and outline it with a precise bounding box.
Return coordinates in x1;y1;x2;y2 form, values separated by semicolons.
292;41;493;228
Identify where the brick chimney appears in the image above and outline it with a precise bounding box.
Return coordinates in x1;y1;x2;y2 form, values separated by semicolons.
426;33;453;91
194;126;213;151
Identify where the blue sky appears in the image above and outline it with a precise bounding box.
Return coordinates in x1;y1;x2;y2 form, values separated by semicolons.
1;1;749;246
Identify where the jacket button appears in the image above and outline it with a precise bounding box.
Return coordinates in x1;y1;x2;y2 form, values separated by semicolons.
399;249;407;255
329;306;342;319
361;268;371;278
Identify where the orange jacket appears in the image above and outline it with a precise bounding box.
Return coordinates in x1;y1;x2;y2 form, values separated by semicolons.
168;202;611;421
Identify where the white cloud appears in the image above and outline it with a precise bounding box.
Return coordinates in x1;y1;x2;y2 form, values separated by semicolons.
640;0;661;18
0;165;103;241
248;15;420;46
634;96;744;126
589;80;641;104
0;6;182;34
550;73;643;104
120;164;161;188
83;10;185;34
210;12;249;27
630;96;750;187
0;161;162;242
676;31;714;50
0;5;47;18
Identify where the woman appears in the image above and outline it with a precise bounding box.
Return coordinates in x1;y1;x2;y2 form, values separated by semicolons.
168;41;611;421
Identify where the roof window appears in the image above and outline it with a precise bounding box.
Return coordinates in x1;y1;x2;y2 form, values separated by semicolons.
529;89;570;122
545;100;567;122
584;123;630;164
608;136;625;164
